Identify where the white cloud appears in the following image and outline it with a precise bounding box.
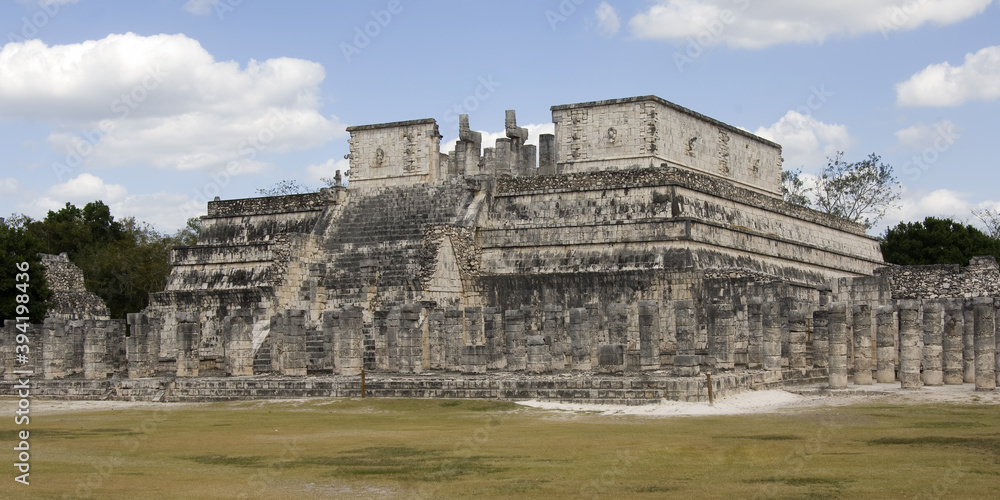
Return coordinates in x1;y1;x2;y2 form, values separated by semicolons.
44;173;127;204
629;0;993;49
0;33;345;173
879;187;1000;233
896;45;1000;107
111;193;206;233
895;120;961;150
0;178;20;196
304;158;350;185
596;2;621;38
183;0;218;15
754;110;850;171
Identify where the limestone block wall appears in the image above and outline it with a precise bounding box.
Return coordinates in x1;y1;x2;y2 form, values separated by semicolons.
876;256;1000;299
346;119;442;189
39;253;109;320
551;96;783;195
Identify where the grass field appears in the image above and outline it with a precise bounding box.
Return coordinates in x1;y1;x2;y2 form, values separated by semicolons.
7;396;1000;499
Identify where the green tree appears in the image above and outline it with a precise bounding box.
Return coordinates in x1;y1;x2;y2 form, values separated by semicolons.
256;179;312;196
169;217;203;247
0;216;52;323
784;152;901;229
26;202;175;319
880;217;1000;266
781;168;810;206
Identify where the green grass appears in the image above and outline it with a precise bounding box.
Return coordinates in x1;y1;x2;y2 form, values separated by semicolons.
8;397;1000;499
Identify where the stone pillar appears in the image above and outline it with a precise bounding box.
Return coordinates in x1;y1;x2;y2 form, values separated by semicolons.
175;312;200;377
606;303;630;371
276;310;307;377
898;300;923;389
483;308;505;370
708;302;735;371
995;298;1000;387
922;301;944;386
83;320;110;380
827;302;848;389
973;298;996;390
462;345;487;374
747;297;763;369
875;305;897;383
333;307;364;375
543;305;569;369
427;308;445;370
673;300;699;376
223;311;254;376
126;313;155;378
443;307;465;370
42;318;68;380
811;308;829;369
397;304;423;374
526;335;551;373
942;300;965;385
963;301;976;383
504;309;526;371
851;305;873;385
787;310;808;371
638;301;661;369
569;307;591;370
762;301;782;375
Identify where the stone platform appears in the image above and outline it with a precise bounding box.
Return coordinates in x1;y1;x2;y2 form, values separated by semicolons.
1;370;825;405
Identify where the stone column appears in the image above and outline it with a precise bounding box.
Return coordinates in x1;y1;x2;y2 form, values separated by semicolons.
973;298;996;390
942;300;965;385
224;311;254;377
762;301;782;376
638;301;661;369
747;297;763;369
812;308;829;369
898;300;923;389
708;302;735;371
175;312;200;377
397;304;423;374
569;307;591;370
483;308;505;370
333;307;364;375
963;301;976;383
827;302;848;389
126;313;154;378
673;300;699;376
543;305;569;369
277;310;307;377
444;307;464;370
462;345;487;374
526;335;551;373
875;305;897;383
922;301;944;386
995;298;1000;387
787;310;808;371
504;309;526;371
852;305;873;385
83;320;110;380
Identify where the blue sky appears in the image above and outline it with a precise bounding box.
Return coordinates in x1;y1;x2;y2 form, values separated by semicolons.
1;0;998;235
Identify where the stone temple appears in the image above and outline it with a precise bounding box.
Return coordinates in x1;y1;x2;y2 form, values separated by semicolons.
4;95;1000;402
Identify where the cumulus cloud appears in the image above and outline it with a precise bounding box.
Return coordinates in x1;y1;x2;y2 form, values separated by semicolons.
895;120;961;151
304;158;350;185
754;110;850;171
0;33;345;175
896;45;1000;107
628;0;993;49
880;187;1000;233
43;173;127;205
596;2;621;38
0;178;20;196
182;0;218;15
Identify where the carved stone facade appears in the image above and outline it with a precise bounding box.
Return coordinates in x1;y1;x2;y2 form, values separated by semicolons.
4;96;999;401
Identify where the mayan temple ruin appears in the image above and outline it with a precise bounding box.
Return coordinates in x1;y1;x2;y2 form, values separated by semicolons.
3;95;999;402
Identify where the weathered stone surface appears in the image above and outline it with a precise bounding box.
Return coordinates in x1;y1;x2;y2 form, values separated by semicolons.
828;302;848;389
875;305;897;383
851;305;872;385
973;298;996;391
922;301;944;386
898;300;923;389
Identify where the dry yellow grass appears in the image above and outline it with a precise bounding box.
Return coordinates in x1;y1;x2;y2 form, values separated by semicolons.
6;397;1000;499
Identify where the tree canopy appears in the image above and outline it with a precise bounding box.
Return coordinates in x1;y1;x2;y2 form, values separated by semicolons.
881;217;1000;266
2;201;182;321
0;217;52;323
782;152;901;230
